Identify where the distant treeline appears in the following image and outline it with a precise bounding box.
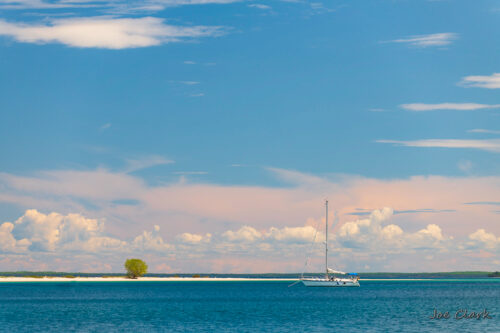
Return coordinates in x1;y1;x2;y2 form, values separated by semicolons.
359;271;495;279
0;271;499;279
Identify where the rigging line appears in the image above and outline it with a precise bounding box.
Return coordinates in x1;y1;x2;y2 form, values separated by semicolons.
328;210;340;270
301;216;320;278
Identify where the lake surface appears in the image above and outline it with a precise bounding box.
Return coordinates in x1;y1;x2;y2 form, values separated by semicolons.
0;280;498;332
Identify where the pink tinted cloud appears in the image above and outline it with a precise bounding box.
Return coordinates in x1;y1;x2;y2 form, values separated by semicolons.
0;168;499;239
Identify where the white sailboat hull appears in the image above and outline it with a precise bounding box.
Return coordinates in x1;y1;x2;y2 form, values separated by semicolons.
301;278;360;287
299;201;360;288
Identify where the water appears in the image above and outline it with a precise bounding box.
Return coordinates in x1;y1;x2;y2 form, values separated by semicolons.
0;280;498;332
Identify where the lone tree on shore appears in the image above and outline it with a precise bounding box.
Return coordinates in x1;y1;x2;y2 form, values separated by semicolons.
124;259;148;279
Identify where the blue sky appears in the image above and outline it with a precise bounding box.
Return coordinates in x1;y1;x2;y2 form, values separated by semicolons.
0;0;499;273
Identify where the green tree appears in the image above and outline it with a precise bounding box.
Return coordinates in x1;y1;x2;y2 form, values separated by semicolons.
124;259;148;279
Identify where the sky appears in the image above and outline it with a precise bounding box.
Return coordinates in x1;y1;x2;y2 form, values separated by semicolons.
0;0;499;273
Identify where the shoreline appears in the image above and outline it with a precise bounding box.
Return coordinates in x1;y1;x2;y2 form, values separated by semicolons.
0;277;296;282
0;277;498;282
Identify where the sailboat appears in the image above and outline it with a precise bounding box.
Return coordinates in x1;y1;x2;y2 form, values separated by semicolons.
301;200;360;287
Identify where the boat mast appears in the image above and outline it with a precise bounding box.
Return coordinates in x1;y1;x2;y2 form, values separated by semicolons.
325;200;328;279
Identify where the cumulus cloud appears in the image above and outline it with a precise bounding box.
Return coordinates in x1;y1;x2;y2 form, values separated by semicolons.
387;32;458;47
0;222;30;253
11;209;64;251
178;207;497;270
132;225;172;252
468;229;499;249
1;166;500;272
1;167;500;239
0;17;225;49
400;103;500;111
195;208;450;255
337;207;399;248
266;225;318;243
0;209;167;254
335;208;453;254
222;226;262;242
377;139;500;153
176;232;211;244
1;207;500;272
459;73;500;89
1;209;129;253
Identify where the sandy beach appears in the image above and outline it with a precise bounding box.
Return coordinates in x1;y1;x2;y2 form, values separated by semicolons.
0;277;297;282
0;277;478;282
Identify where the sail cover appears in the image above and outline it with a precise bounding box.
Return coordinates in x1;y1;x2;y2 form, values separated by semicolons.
327;268;346;274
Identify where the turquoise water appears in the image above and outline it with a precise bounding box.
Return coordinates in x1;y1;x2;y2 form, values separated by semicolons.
0;280;498;332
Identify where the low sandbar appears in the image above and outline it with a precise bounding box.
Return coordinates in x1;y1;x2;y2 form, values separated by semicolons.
0;277;296;282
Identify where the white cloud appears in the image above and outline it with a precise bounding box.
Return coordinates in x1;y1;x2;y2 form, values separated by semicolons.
176;232;211;244
337;207;394;248
0;17;225;49
11;209;63;251
467;129;500;135
152;0;239;5
222;226;262;242
125;155;173;173
248;3;271;9
102;0;242;14
70;236;127;253
211;207;451;254
416;224;443;241
5;209;128;253
459;73;500;89
1;167;499;238
380;224;403;239
400;103;500;111
0;210;173;255
308;2;335;14
100;123;112;130
0;0;241;10
388;32;457;47
172;171;208;175
266;167;325;187
266;225;318;243
377;139;500;153
0;222;30;253
1;207;500;272
132;225;172;252
468;229;499;249
336;208;451;252
1;167;500;272
180;81;200;85
0;168;147;202
0;0;98;9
